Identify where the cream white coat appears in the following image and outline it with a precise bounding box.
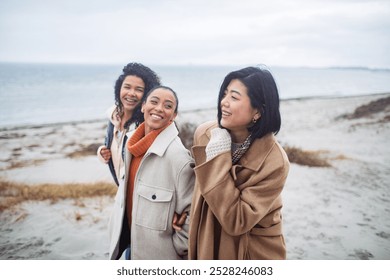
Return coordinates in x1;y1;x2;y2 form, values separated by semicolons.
108;122;195;260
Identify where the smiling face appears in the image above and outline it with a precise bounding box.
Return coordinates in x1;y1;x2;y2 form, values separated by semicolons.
120;75;145;114
142;88;177;134
220;79;260;142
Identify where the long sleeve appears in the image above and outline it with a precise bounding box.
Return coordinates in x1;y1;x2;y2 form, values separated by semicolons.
194;143;289;237
172;158;195;257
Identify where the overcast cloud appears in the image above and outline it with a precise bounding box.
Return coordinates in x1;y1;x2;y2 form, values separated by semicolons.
0;0;389;67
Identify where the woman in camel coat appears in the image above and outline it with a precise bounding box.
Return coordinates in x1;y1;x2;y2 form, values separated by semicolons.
189;66;290;260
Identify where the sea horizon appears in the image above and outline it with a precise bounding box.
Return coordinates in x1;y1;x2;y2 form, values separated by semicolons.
1;62;390;128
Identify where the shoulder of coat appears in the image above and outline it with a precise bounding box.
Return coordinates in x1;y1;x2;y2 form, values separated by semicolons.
169;137;194;159
194;120;218;142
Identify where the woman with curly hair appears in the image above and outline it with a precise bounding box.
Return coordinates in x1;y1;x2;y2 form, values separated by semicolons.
97;62;161;186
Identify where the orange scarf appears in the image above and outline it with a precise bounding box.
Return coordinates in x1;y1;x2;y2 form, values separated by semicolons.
126;122;170;228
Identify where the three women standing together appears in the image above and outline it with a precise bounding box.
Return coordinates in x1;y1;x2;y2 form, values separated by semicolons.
100;63;290;260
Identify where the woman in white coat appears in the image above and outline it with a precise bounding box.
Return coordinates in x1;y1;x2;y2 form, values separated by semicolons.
108;86;195;260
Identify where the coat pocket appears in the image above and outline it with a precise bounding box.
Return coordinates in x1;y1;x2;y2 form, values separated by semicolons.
250;222;282;237
135;183;173;231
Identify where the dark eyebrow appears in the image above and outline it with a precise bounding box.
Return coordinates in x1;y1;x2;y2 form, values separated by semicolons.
164;99;174;104
150;95;175;103
227;87;242;96
149;94;176;106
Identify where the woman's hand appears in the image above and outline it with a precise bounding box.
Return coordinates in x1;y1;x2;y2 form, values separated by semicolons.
100;146;112;161
172;212;188;231
205;127;231;161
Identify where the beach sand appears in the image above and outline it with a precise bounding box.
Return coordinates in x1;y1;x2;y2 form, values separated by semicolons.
0;93;389;260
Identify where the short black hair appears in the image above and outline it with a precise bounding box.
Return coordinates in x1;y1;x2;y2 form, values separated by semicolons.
217;66;281;139
114;62;161;128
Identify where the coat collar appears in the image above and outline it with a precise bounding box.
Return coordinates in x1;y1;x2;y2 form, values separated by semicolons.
239;133;276;171
125;122;178;167
126;121;178;157
147;122;178;157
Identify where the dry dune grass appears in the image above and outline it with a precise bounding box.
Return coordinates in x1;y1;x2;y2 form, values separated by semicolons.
0;180;117;211
66;143;101;158
341;95;390;120
283;146;332;167
6;159;46;170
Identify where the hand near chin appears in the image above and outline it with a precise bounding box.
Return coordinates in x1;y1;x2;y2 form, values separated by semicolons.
205;127;231;161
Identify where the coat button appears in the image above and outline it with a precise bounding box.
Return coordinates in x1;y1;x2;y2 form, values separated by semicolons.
152;194;156;200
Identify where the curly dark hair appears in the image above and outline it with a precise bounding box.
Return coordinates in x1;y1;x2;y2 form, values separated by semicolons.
114;62;161;128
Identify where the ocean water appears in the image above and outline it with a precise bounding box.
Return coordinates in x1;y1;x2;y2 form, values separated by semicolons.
1;63;390;128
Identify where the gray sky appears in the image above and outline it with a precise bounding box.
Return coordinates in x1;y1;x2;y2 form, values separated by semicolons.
1;0;389;68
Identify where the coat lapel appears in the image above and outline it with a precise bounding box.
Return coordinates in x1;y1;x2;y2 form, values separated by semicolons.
238;133;276;171
147;122;178;157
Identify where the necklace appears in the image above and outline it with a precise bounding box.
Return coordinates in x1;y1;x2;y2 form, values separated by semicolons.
231;134;252;164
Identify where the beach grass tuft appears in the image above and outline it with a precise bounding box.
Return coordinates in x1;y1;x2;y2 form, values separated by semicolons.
0;180;117;211
284;146;332;167
342;96;390;119
66;143;101;158
67;143;101;158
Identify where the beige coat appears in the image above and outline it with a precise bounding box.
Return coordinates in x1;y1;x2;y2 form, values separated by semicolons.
189;121;290;260
108;122;195;260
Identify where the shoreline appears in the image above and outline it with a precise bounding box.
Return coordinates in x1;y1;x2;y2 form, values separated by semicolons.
1;92;389;132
